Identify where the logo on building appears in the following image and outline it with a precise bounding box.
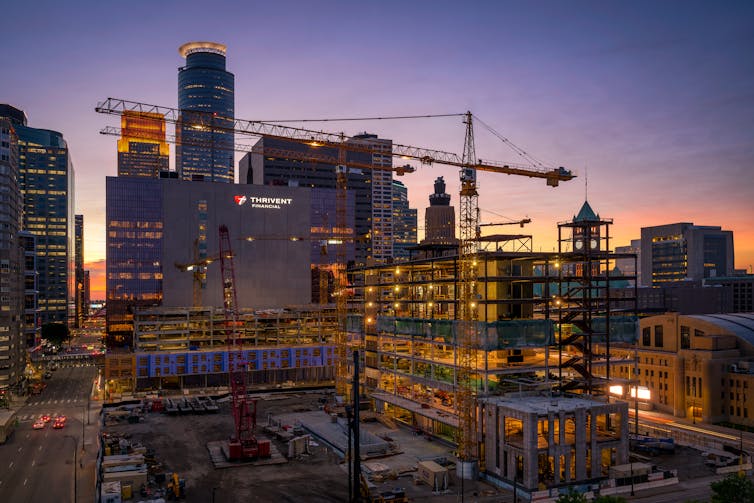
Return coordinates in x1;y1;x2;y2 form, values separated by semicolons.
233;195;293;210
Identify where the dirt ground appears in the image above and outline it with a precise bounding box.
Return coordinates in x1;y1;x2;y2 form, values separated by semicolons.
105;392;350;502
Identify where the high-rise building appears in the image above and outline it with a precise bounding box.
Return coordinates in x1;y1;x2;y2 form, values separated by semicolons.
0;105;75;325
421;176;457;245
106;177;318;347
19;231;39;348
391;179;417;261
241;133;394;267
0;111;25;391
176;41;234;183
640;223;734;287
75;214;85;328
117;111;169;178
615;239;641;286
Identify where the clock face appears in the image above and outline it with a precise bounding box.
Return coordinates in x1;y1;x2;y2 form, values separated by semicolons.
574;239;584;250
590;239;598;249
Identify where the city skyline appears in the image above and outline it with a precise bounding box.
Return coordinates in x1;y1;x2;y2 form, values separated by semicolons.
2;0;752;298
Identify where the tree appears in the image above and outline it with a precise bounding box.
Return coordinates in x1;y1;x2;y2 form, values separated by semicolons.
594;496;627;503
556;490;587;503
710;473;754;503
41;322;70;347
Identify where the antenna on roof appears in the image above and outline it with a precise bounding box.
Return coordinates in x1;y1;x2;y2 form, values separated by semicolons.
584;165;588;201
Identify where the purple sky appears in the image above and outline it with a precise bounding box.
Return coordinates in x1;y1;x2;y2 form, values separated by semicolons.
2;0;753;293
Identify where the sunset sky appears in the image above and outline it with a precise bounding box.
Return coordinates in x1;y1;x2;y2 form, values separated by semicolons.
2;0;752;299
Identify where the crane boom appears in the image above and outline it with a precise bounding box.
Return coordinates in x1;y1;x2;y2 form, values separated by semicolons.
96;98;575;185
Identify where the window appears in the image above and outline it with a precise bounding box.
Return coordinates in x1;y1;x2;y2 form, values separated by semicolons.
654;325;664;347
642;327;651;346
681;325;690;349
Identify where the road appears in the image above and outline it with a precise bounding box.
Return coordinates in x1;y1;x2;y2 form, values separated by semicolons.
0;364;97;503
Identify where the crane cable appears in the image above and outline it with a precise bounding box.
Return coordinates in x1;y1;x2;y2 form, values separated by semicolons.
256;113;465;123
472;114;550;169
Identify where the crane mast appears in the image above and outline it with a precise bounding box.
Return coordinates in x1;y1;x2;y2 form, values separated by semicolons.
457;112;480;468
219;224;259;460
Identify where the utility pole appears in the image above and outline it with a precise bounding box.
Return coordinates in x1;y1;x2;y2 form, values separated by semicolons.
352;350;362;503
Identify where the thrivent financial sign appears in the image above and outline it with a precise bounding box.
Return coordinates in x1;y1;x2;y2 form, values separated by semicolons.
234;195;294;209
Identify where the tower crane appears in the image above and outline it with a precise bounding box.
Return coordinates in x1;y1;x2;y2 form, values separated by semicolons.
218;224;269;460
96;99;575;469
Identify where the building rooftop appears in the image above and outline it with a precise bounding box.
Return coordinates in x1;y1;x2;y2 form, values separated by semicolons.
178;41;227;58
483;394;610;414
688;313;754;347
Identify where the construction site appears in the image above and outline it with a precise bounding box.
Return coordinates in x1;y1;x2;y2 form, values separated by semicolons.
96;62;648;500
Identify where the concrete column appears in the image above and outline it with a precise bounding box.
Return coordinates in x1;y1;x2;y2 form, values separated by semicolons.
574;408;587;480
525;412;538;489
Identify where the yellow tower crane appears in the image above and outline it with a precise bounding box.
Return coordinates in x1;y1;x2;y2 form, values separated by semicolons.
96;99;574;468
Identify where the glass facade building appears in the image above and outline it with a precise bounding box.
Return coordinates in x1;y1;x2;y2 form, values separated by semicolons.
20;231;39;349
2;107;75;326
176;42;234;183
0;112;25;391
106;177;164;347
640;223;734;287
75;214;85;327
241;133;395;267
117;111;169;178
391;179;417;261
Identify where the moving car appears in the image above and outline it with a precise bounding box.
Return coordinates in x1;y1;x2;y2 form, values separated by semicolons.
52;415;67;429
32;419;46;430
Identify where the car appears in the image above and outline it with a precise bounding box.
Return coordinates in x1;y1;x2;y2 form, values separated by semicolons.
40;414;51;423
43;371;52;379
55;415;66;423
52;418;65;429
32;419;46;430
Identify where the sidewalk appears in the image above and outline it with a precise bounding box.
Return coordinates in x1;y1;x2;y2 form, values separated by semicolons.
80;398;103;503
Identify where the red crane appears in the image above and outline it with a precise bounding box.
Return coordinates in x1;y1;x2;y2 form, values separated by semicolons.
219;224;269;460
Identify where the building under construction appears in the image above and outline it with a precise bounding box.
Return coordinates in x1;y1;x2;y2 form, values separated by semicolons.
104;305;338;396
350;201;638;494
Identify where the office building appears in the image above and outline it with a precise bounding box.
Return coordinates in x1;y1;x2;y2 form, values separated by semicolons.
0;112;25;391
601;312;754;428
391;180;417;262
241;133;393;267
421;176;457;245
615;239;640;285
176;41;234;183
104;305;338;394
19;231;39;348
117;111;169;178
640;223;734;287
106;177;319;347
705;275;754;313
0;104;75;325
75;214;85;327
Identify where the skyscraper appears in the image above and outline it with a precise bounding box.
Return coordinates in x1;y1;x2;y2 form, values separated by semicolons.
241;133;394;267
75;214;85;328
117;111;169;178
0;104;75;325
391;179;417;261
640;223;734;287
421;176;457;245
0;110;25;391
19;231;39;348
176;41;234;183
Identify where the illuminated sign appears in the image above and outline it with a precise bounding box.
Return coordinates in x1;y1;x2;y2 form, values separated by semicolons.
234;195;293;209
